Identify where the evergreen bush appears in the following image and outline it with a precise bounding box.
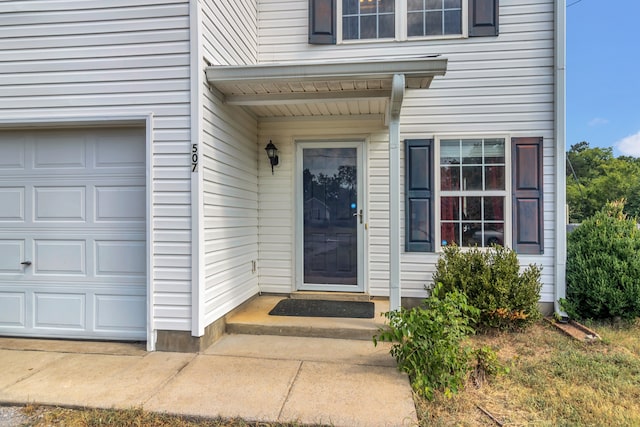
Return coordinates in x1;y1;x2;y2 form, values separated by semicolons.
563;200;640;320
432;245;542;331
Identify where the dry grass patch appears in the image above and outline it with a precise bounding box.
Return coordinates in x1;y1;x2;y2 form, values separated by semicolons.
23;406;328;427
590;318;640;355
417;321;640;426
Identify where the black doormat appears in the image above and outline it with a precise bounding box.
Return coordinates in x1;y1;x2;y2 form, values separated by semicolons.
269;299;375;319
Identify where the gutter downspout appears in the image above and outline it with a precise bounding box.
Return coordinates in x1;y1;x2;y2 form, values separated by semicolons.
554;0;569;320
389;74;405;311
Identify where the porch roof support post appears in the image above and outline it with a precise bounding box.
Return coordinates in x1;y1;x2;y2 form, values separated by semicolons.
389;74;405;311
189;0;205;338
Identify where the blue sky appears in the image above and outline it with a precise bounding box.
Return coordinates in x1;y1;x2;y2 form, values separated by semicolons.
567;0;640;157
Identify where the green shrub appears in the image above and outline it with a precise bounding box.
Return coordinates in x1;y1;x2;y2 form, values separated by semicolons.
373;283;479;400
432;245;542;331
471;345;509;387
563;200;640;320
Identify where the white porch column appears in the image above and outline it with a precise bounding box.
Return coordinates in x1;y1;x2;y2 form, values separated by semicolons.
389;74;405;311
189;0;206;339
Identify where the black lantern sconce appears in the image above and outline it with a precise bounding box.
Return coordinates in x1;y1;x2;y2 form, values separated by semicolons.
265;140;279;175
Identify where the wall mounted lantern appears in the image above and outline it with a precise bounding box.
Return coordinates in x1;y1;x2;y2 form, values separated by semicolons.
265;140;279;174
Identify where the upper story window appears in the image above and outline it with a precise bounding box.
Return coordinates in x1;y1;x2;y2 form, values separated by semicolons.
341;0;463;41
309;0;498;45
408;0;463;37
343;0;395;40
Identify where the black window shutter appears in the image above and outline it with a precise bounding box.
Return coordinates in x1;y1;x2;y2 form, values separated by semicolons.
309;0;336;44
405;139;434;252
469;0;499;37
512;137;544;255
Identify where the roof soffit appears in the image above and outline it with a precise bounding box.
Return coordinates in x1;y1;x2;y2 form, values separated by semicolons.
205;57;447;116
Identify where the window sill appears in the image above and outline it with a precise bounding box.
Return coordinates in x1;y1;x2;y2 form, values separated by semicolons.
436;244;511;253
406;34;467;42
338;34;466;45
338;37;399;45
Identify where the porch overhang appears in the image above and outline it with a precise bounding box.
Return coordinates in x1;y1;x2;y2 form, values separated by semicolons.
205;56;447;114
205;57;447;310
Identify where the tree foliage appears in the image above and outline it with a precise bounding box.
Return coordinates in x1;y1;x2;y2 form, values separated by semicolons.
567;142;640;222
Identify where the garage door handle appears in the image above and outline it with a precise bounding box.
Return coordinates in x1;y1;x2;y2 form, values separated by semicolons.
21;261;32;266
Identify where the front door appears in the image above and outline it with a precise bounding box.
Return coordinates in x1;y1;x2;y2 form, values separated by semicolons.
296;142;364;292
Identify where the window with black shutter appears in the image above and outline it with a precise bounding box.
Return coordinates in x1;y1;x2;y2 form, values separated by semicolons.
469;0;499;37
405;139;434;252
512;137;544;254
309;0;498;44
309;0;337;44
406;136;530;252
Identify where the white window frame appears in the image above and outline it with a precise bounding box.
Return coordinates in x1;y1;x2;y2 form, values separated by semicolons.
337;0;468;43
434;135;511;252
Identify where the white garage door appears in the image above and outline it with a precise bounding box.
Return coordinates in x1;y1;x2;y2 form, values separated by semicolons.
0;127;147;341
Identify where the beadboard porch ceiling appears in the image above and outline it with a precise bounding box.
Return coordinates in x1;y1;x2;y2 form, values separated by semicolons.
205;56;447;119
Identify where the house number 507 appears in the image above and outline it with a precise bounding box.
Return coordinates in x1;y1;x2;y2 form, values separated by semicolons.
191;144;198;172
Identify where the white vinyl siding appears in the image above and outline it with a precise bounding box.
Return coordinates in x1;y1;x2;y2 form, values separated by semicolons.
202;0;258;66
257;0;557;303
200;1;260;325
0;0;193;332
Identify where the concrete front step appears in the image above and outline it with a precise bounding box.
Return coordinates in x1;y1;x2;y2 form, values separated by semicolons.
225;295;390;341
226;322;380;341
289;291;371;302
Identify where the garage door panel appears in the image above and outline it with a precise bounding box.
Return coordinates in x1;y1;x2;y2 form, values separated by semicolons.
0;134;26;169
95;294;145;331
33;133;86;169
34;293;85;330
95;130;145;168
0;292;25;327
0;127;147;341
0;187;25;221
95;186;145;221
95;240;145;276
34;186;86;222
0;240;25;274
34;240;86;275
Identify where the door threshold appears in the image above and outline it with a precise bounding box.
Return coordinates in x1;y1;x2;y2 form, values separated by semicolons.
290;291;371;302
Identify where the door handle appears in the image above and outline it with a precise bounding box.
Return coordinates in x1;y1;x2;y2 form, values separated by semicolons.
352;209;363;224
21;261;32;266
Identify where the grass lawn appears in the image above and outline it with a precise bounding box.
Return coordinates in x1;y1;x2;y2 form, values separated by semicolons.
18;319;640;426
417;319;640;426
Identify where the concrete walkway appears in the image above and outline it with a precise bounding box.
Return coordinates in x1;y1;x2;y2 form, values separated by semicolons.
0;334;417;426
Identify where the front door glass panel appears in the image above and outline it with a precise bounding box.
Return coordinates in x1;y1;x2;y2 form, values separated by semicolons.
303;148;358;285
